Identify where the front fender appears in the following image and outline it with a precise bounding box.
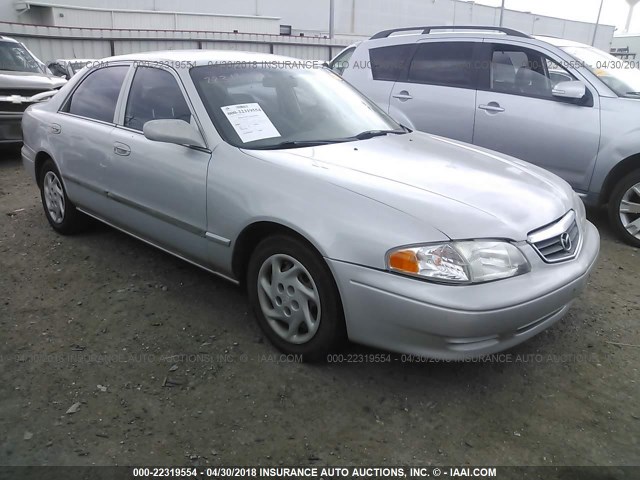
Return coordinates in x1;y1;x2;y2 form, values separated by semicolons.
205;144;447;277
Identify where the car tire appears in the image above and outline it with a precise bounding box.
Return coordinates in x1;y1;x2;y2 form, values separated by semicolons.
247;235;347;362
608;170;640;248
39;159;88;235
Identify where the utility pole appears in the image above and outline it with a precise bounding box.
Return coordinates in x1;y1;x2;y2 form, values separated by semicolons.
592;0;604;46
499;0;505;27
329;0;335;39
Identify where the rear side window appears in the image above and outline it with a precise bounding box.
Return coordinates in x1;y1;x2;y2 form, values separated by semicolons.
124;67;191;131
66;66;128;122
370;44;415;82
408;42;475;88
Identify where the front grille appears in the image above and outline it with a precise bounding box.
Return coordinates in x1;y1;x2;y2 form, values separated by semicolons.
0;88;51;97
528;211;581;263
0;101;32;113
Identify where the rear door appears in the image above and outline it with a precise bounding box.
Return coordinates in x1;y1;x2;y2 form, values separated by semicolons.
472;41;601;191
388;40;480;143
55;64;130;214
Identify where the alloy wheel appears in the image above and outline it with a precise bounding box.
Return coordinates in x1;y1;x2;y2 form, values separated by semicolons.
619;181;640;240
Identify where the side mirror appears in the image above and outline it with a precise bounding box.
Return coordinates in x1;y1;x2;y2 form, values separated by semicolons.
552;80;586;100
143;119;206;149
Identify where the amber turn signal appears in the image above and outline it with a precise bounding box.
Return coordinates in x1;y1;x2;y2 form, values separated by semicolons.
388;249;419;274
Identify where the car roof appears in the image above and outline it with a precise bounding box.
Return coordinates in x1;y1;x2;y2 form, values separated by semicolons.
0;36;21;44
101;49;299;67
534;35;592;49
361;27;595;51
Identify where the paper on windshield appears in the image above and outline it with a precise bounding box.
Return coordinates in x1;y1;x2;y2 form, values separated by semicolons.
220;103;281;143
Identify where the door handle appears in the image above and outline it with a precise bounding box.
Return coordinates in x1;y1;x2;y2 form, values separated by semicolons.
113;142;131;156
478;103;505;113
49;123;61;134
392;90;413;101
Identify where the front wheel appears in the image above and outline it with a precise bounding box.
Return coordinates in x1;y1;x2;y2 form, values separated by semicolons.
608;170;640;248
247;235;346;362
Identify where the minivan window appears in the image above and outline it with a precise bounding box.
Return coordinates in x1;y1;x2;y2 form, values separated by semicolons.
370;44;415;82
124;67;191;131
190;64;402;149
487;45;574;99
407;42;475;88
330;47;355;76
66;66;128;123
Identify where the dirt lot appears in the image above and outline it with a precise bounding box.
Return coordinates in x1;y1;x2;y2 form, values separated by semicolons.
0;150;638;468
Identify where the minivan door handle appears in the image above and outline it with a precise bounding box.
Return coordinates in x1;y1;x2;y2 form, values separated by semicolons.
113;142;131;156
392;91;413;101
478;102;505;113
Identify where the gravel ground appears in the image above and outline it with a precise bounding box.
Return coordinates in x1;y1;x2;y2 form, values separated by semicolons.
0;151;638;468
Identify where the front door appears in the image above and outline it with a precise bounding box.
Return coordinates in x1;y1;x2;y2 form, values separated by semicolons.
107;65;211;264
472;42;601;192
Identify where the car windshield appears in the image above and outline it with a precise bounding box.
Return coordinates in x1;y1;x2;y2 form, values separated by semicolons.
562;45;640;98
190;63;404;149
0;41;43;73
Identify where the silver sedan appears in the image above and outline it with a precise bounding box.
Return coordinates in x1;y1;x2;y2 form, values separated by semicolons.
21;51;600;361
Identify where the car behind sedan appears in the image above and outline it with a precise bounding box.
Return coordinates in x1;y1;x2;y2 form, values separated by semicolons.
21;51;600;361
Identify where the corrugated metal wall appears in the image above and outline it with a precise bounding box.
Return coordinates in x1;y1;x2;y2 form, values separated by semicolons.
17;36;112;61
4;0;615;48
0;22;343;62
45;5;281;35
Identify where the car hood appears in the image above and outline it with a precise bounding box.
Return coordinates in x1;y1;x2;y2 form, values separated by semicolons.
0;70;66;90
243;132;575;241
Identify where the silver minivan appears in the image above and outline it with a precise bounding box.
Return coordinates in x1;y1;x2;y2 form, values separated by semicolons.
332;26;640;247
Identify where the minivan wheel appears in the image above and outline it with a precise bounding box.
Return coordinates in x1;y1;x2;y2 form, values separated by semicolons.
39;159;88;235
608;170;640;248
247;235;346;362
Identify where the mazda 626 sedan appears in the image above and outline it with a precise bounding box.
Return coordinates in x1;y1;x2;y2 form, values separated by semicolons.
22;51;600;361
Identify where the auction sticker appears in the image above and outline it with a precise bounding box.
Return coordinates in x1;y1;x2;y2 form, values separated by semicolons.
221;103;280;143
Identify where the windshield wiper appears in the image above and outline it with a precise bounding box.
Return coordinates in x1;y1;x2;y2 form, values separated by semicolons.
353;129;408;140
624;92;640;98
248;139;349;150
247;128;410;150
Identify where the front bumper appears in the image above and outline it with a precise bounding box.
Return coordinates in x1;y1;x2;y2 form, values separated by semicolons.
328;221;600;359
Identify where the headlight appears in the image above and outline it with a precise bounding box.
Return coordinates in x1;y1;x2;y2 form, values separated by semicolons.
387;241;530;284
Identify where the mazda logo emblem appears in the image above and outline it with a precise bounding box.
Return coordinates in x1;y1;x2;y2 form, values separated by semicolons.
560;232;572;252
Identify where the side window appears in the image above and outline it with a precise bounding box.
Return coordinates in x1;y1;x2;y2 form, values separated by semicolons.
66;66;128;122
124;67;191;131
407;42;475;88
330;47;355;76
370;44;415;82
488;45;575;98
546;58;575;87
